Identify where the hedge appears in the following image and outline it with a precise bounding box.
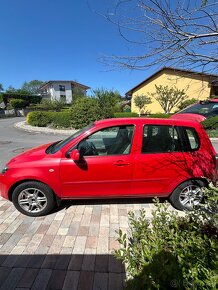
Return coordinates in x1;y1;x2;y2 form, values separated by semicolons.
202;116;218;130
114;112;139;118
27;111;72;128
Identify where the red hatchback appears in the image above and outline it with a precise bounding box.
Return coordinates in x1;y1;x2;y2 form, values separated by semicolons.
0;118;216;216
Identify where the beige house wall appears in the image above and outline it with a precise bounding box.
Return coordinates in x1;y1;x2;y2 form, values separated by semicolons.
131;69;211;114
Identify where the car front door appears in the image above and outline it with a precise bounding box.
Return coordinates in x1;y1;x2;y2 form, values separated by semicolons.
60;125;135;198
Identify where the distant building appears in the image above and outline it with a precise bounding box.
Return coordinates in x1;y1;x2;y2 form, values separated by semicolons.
39;80;90;103
126;67;218;114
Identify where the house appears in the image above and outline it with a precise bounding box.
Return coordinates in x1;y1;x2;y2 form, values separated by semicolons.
39;80;90;104
126;67;218;114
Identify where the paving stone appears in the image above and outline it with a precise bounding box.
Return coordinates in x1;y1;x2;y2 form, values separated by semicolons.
0;267;25;290
31;269;52;290
95;255;109;273
77;271;94;290
68;255;83;271
93;272;108;290
81;255;96;271
0;266;11;287
47;269;66;290
108;272;124;290
62;271;80;290
54;254;71;270
27;254;46;269
17;268;39;288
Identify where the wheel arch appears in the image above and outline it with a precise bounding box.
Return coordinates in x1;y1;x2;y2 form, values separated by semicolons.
8;179;57;202
170;177;209;196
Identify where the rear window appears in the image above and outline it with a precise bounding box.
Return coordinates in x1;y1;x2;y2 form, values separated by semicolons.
142;125;181;153
183;127;200;150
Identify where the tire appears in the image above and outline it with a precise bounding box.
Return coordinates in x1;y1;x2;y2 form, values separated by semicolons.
12;181;56;217
169;180;205;211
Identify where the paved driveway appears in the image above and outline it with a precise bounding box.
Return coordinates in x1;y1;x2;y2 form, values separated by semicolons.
0;117;217;290
0;117;161;290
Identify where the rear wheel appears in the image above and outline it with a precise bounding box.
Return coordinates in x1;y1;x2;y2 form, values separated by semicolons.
12;181;56;217
169;180;205;211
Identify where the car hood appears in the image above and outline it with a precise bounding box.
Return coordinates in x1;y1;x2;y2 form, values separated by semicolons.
8;142;53;165
170;113;206;122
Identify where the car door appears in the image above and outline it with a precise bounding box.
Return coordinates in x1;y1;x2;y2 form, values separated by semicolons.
132;124;189;196
60;125;135;198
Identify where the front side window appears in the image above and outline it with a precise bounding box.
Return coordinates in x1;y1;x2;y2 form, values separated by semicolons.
142;125;181;153
77;125;134;157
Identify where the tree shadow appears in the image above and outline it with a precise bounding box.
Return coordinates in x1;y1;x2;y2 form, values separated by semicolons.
0;254;125;290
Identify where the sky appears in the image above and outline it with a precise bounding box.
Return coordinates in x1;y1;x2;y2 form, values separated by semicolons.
0;0;156;96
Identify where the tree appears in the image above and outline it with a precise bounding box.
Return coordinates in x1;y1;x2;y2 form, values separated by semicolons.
0;83;3;92
134;95;151;116
21;80;45;94
101;0;218;75
93;88;121;118
150;85;188;113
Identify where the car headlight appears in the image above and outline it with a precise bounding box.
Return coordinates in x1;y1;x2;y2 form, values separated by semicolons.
1;166;9;174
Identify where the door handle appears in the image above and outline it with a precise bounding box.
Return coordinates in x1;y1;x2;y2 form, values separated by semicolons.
113;160;130;166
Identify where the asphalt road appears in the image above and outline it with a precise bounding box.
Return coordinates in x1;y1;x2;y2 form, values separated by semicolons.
0;117;218;169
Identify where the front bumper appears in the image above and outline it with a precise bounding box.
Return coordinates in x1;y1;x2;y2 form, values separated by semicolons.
0;174;10;200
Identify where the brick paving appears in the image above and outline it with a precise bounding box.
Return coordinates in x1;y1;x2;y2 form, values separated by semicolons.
0;196;179;290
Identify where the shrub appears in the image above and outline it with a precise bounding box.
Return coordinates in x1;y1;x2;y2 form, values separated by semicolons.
114;112;139;118
9;98;28;109
177;98;198;111
70;98;102;129
115;188;218;290
202;116;218;130
148;113;171;118
93;88;121;118
52;111;71;128
31;99;66;111
27;111;54;127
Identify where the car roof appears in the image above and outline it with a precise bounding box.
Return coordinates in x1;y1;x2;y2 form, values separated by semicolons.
94;118;200;128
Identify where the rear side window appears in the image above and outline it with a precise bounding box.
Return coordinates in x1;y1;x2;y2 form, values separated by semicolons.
183;127;199;150
142;125;181;153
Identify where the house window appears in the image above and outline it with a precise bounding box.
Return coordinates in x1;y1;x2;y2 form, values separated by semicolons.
59;85;65;92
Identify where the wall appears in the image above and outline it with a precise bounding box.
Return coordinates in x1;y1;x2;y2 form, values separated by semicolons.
131;69;211;114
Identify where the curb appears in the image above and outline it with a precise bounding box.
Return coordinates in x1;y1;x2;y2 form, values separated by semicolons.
14;121;75;136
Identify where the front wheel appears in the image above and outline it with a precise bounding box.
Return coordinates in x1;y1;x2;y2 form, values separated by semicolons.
169;180;205;211
12;181;56;217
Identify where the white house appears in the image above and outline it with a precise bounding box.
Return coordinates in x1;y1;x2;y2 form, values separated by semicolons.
39;80;90;103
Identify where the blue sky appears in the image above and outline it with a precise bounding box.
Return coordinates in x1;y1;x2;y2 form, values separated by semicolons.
0;0;156;96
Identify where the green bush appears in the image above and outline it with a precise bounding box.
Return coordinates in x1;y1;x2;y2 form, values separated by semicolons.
114;112;139;118
52;111;71;128
115;188;218;290
30;99;66;111
148;113;171;118
202;116;218;130
177;98;198;111
70;98;102;129
27;111;54;127
9;98;28;109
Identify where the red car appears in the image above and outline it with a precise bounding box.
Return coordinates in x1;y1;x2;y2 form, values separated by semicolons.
171;99;218;122
0;118;216;216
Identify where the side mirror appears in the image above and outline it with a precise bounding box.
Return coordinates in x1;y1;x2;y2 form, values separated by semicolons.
70;149;80;161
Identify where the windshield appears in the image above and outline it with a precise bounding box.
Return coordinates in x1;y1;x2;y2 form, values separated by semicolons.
46;123;94;154
181;102;218;117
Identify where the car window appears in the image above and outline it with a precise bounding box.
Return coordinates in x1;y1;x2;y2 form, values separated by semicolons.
183;127;199;150
77;125;134;156
181;102;218;117
142;125;181;153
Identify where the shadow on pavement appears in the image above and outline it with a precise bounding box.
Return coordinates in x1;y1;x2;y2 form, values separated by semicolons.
0;254;125;290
